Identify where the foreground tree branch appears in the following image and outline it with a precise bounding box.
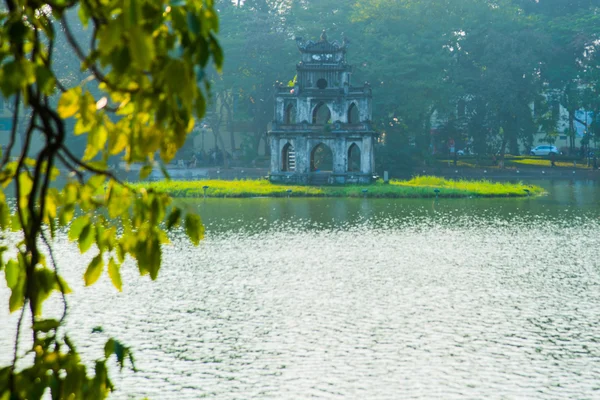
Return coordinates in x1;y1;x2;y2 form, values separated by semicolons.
0;1;221;398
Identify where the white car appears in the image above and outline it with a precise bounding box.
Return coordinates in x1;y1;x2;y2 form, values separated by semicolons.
530;145;560;156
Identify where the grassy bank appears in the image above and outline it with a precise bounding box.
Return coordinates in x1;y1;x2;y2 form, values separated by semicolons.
437;155;593;170
133;176;544;199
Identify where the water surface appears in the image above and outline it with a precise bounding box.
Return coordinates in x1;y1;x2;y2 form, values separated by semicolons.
1;179;599;399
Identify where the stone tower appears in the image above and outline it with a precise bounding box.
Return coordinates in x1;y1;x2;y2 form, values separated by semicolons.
268;31;377;185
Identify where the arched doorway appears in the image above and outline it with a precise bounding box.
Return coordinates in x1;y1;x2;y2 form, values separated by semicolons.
281;143;296;172
312;102;331;125
310;143;333;172
348;143;361;172
348;103;359;124
285;103;296;124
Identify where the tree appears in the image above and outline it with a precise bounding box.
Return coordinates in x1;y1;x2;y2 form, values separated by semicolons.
211;0;293;160
521;1;600;152
448;1;545;158
0;0;221;398
352;0;461;160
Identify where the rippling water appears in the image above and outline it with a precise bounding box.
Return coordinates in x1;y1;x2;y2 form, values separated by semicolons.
1;180;600;399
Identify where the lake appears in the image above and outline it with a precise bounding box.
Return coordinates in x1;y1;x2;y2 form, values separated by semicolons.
1;179;600;399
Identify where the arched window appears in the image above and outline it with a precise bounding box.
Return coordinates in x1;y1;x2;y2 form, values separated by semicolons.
310;143;333;172
312;102;331;125
348;143;361;172
348;103;359;124
282;143;296;172
285;103;296;124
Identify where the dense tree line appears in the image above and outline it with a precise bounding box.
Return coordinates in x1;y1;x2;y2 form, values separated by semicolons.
209;0;600;168
30;0;600;166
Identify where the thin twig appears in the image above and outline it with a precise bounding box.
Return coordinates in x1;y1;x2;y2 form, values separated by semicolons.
41;232;68;325
61;146;130;188
56;152;84;184
9;299;28;393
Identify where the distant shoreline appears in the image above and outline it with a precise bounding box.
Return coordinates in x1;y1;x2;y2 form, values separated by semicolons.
133;176;544;199
118;164;600;183
417;166;600;182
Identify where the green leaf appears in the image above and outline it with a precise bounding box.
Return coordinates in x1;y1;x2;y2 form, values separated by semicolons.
5;259;19;288
18;171;33;198
184;214;204;245
187;12;201;35
33;319;60;332
88;174;106;189
129;27;154;68
0;246;6;271
59;204;75;226
166;208;181;229
166;60;187;93
78;2;90;27
84;254;104;286
10;213;21;232
96;223;106;251
57;275;72;294
139;164;153;180
79;223;96;253
108;258;122;291
9;284;24;313
57;88;81;118
135;236;161;280
0;200;10;230
35;65;56;95
69;215;89;241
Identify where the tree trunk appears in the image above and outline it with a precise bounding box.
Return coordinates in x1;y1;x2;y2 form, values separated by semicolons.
499;137;508;165
216;130;230;169
569;112;575;154
222;95;236;152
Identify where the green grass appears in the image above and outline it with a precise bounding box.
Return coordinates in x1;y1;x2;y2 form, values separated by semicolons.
132;176;544;199
437;155;591;170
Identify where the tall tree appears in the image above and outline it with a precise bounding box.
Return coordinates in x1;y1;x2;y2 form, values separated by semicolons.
0;0;221;398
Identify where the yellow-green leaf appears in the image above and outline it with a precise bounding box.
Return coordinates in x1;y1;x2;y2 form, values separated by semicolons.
69;215;89;241
57;88;81;118
79;223;96;253
5;259;19;288
33;319;60;332
184;214;204;246
108;258;122;291
88;174;106;189
9;285;24;313
139;164;153;180
84;254;104;286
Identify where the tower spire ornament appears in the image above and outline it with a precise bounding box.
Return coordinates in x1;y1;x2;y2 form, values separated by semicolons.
320;29;328;42
268;33;377;185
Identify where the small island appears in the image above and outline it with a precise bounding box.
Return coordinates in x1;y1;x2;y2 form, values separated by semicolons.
134;176;544;199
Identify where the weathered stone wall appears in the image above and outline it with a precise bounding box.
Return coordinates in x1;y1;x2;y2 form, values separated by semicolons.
271;135;375;176
269;35;376;185
275;93;372;125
